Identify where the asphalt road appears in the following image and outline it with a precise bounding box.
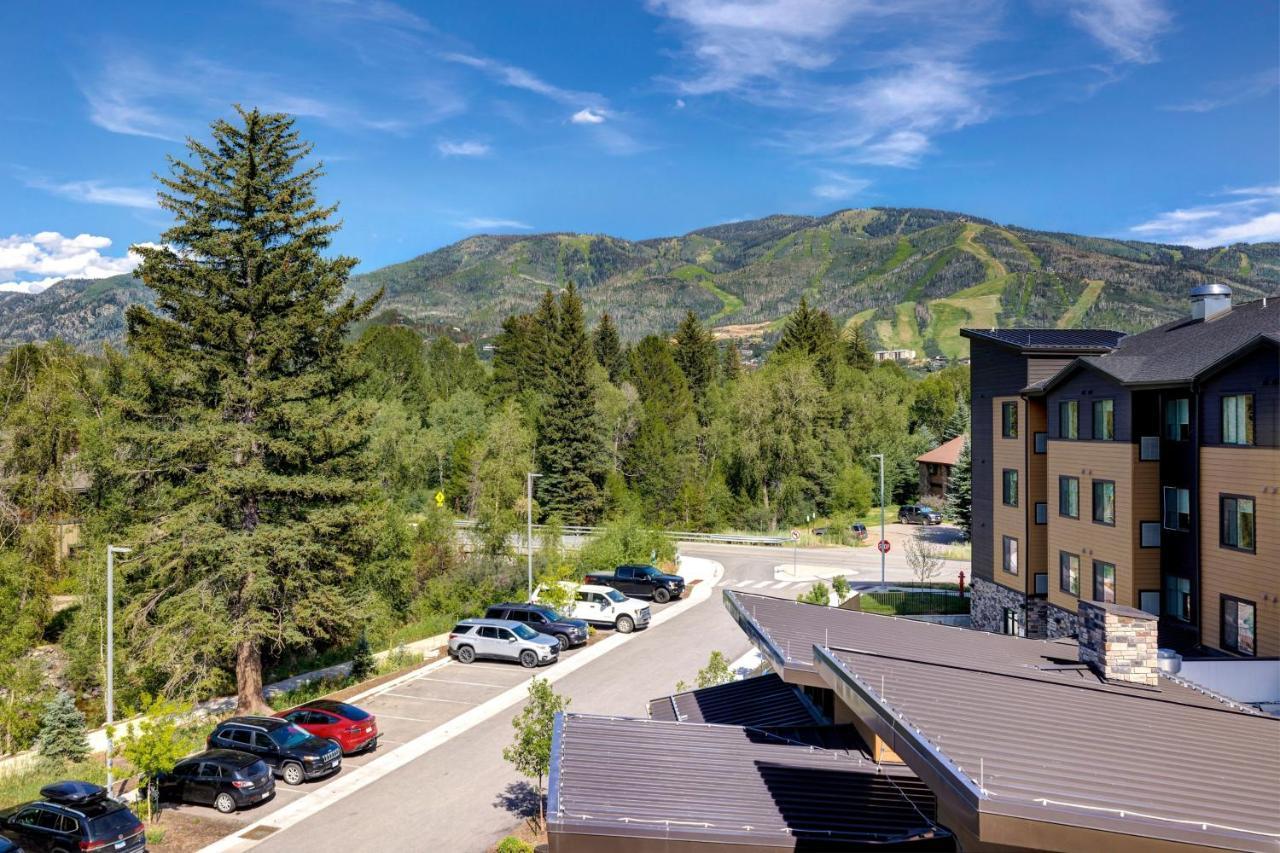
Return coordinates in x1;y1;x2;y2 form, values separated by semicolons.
244;540;957;852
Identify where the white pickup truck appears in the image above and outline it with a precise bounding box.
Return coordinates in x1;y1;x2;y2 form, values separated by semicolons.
545;583;652;634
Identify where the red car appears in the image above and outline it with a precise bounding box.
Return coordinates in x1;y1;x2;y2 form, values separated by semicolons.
275;699;379;755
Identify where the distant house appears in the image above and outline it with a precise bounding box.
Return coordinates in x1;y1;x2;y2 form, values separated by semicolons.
915;434;966;497
873;348;916;363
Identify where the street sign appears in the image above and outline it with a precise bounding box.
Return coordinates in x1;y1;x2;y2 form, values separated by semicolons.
434;490;445;508
877;539;891;554
790;529;800;540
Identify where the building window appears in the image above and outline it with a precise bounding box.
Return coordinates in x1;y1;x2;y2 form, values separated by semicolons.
1002;469;1019;507
1035;502;1047;524
1140;522;1161;548
1058;476;1079;518
1059;400;1078;439
1034;432;1047;454
1059;551;1080;596
1034;573;1048;595
1165;575;1191;622
1092;560;1116;603
1092;399;1115;440
1220;495;1256;552
1139;590;1160;616
1163;487;1190;531
1002;607;1023;637
1222;394;1254;446
1222;596;1256;656
1002;536;1019;575
1164;398;1189;441
1092;480;1116;525
1140;436;1160;461
1002;402;1018;438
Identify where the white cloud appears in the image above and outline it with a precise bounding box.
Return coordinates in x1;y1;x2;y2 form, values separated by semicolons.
455;217;533;231
1129;187;1280;248
1061;0;1172;64
1164;69;1279;113
675;98;686;108
570;108;607;125
441;52;602;108
436;140;491;157
812;172;871;200
25;176;157;209
0;232;151;293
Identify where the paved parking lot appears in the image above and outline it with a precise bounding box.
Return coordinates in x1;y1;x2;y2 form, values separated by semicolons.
177;598;682;834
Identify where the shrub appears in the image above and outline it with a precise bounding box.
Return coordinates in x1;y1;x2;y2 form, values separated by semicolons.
831;575;851;600
695;651;733;688
496;837;534;853
798;582;831;606
576;516;676;576
349;635;375;682
36;691;89;766
116;695;189;821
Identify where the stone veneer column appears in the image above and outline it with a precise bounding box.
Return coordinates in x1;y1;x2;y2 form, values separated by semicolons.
1076;600;1159;686
970;576;1026;634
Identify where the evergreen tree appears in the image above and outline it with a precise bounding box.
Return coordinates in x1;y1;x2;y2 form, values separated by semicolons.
942;401;970;441
490;313;541;401
843;325;875;370
349;634;375;681
945;437;972;538
536;284;606;523
775;297;840;383
721;340;742;381
592;312;625;384
36;690;88;766
672;311;717;400
121;108;378;711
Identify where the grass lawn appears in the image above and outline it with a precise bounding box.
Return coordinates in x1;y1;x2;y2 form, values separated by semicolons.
858;590;970;616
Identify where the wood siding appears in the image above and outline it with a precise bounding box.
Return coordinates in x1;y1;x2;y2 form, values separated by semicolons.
1199;446;1280;657
1046;441;1159;614
1045;366;1134;442
1200;345;1279;448
993;396;1028;593
970;339;1030;582
1026;399;1049;589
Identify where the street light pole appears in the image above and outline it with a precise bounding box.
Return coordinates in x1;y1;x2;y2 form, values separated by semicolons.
526;472;542;600
871;454;885;584
105;544;132;797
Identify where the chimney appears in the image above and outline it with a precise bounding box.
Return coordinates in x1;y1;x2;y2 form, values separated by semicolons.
1077;601;1159;687
1190;283;1232;321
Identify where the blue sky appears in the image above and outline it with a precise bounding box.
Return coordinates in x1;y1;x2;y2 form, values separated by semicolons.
1;0;1277;291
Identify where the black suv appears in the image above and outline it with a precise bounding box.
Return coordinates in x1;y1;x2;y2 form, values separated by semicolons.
898;504;942;525
484;603;589;651
207;716;341;786
157;749;275;813
0;781;145;853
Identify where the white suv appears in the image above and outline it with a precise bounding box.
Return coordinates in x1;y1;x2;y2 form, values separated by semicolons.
562;584;651;634
448;618;559;668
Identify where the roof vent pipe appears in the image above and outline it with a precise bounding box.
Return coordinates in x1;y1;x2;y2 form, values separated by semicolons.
1190;283;1232;321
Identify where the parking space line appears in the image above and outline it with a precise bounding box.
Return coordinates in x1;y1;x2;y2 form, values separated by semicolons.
769;581;791;588
412;677;509;689
368;712;435;723
381;692;472;704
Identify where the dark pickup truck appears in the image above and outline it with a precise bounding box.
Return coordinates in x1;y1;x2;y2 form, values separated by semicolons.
584;564;686;603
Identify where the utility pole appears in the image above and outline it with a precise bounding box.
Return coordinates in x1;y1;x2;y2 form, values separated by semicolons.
105;544;132;797
526;472;542;600
871;454;885;584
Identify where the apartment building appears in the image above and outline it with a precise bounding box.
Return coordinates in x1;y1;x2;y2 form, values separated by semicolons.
963;285;1279;657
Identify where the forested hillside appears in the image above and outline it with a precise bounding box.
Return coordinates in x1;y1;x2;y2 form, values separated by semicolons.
4;209;1277;355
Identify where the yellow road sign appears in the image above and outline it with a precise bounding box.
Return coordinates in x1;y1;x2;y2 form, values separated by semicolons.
434;490;445;508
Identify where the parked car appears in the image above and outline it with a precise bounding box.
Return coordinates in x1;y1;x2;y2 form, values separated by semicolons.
850;523;869;541
275;700;379;755
583;564;685;603
0;781;145;853
0;834;20;853
563;584;651;633
449;618;559;667
898;504;943;525
156;749;274;814
484;603;589;651
206;716;341;786
812;526;830;536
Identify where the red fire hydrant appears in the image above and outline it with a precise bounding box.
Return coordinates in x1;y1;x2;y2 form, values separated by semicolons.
958;570;966;597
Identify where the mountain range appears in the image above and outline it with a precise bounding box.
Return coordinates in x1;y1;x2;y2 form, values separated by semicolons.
4;208;1278;357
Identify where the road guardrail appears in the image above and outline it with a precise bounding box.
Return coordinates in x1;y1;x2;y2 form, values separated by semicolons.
450;519;787;546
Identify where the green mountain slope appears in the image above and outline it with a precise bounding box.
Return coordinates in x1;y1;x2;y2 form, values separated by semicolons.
3;208;1277;354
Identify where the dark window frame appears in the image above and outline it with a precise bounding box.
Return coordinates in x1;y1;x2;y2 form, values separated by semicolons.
1059;551;1080;596
1140;521;1161;548
1034;502;1047;524
1092;479;1116;526
1092;398;1115;441
1219;494;1257;553
1138;590;1160;616
1033;431;1047;454
1221;393;1255;446
1221;595;1257;657
1001;401;1019;439
1058;475;1079;519
1162;486;1190;531
1058;400;1079;439
1164;397;1190;441
1165;575;1192;622
1092;560;1116;604
1002;535;1019;576
1002;468;1019;507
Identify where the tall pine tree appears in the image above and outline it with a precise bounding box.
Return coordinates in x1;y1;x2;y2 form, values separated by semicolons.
121;108;378;711
721;340;742;380
592;312;625;384
536;284;606;523
672;311;717;400
945;437;972;539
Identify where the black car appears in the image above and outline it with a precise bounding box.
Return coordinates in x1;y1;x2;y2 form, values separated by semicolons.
898;504;943;525
207;716;341;786
484;603;589;651
0;781;145;853
157;749;275;814
584;564;686;603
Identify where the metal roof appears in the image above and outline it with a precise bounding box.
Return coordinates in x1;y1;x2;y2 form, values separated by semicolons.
816;645;1280;852
549;713;952;850
648;672;822;726
960;328;1125;352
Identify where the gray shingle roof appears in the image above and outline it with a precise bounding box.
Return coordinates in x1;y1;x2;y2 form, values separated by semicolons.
647;673;821;726
549;714;950;850
960;328;1125;352
1071;298;1279;386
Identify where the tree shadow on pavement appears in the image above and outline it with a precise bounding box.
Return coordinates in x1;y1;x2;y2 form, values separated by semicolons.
494;781;542;820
